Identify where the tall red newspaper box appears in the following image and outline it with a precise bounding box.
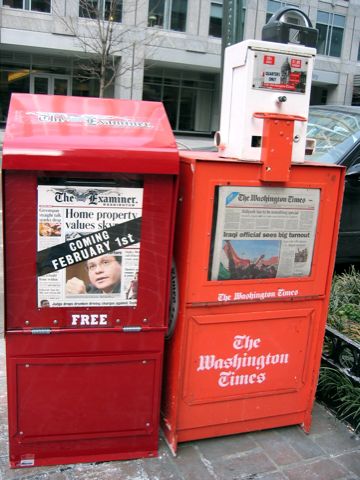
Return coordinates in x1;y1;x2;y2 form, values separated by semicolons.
3;93;179;467
162;150;344;452
161;37;345;452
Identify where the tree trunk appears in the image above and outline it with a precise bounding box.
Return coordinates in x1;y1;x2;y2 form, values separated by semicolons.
99;61;106;97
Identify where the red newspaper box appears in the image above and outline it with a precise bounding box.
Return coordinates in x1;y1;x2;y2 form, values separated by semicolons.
161;114;344;453
3;93;179;467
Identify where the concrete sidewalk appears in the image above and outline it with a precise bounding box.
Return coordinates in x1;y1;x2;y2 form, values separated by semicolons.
0;339;359;480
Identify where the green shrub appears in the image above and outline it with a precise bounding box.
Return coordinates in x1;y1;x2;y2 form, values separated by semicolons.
318;267;360;432
318;367;360;432
328;266;360;343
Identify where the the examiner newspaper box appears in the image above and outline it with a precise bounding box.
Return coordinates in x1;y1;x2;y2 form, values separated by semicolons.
161;37;345;452
3;93;179;467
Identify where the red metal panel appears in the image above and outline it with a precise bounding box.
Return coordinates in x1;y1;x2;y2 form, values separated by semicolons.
3;94;179;174
11;354;158;442
253;112;306;182
182;308;314;406
3;171;176;331
6;331;164;467
10;354;159;443
162;298;328;451
175;154;344;304
5;329;165;355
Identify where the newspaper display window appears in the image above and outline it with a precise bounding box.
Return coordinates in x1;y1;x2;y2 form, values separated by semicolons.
209;186;320;281
37;179;143;308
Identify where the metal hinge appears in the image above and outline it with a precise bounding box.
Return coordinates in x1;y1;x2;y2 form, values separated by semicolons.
122;326;142;332
31;328;52;335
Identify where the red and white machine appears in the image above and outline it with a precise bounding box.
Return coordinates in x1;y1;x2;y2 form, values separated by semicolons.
218;39;315;163
3;94;179;467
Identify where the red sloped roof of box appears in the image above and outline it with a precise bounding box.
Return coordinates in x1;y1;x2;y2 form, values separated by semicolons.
3;94;179;174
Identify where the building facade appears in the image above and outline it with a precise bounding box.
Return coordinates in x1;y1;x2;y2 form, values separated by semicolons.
1;0;360;133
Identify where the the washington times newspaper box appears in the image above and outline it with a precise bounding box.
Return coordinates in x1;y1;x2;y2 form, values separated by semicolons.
3;93;179;467
161;39;344;452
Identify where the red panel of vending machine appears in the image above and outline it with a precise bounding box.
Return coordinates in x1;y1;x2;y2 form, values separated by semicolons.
162;130;344;453
3;94;179;467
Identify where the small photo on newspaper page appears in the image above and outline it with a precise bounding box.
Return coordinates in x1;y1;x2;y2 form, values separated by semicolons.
37;182;143;308
210;186;320;281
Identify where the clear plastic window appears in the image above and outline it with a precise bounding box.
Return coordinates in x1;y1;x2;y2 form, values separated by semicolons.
37;176;143;308
208;186;320;281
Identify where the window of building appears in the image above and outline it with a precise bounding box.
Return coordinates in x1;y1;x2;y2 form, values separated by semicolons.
316;11;345;58
266;0;296;23
209;1;223;37
148;0;187;32
79;0;122;22
143;68;215;133
353;76;360;106
310;86;328;105
352;88;360;106
0;51;100;124
2;0;50;13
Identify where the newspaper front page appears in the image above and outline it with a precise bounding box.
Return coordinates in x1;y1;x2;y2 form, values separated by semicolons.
37;183;143;308
210;186;320;281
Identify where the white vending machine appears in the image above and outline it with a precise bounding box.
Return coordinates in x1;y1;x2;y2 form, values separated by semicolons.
217;8;318;164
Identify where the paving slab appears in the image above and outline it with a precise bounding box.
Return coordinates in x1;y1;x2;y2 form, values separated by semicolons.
335;451;360;478
249;430;302;466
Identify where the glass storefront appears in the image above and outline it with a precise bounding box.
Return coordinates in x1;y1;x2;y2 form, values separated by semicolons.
1;52;218;133
143;67;217;133
0;51;100;123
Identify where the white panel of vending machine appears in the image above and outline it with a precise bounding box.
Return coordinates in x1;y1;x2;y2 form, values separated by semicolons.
219;39;316;163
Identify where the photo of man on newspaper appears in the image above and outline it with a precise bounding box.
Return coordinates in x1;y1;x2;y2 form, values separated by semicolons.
66;254;122;295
